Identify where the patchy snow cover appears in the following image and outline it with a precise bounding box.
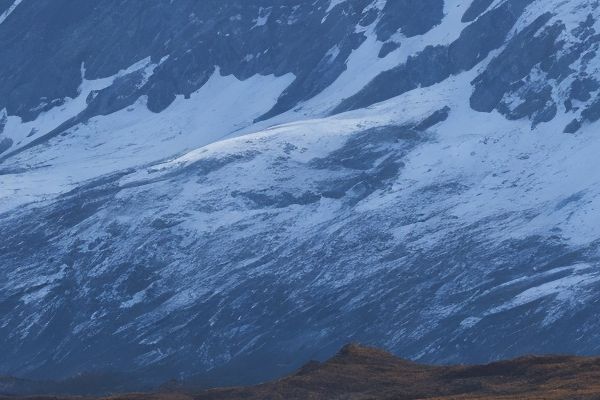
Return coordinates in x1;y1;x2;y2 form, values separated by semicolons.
3;0;600;388
0;69;294;212
0;58;159;155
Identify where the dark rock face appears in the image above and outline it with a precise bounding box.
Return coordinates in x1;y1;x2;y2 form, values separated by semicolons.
334;0;536;113
470;14;562;116
472;10;600;131
333;45;448;113
0;137;12;154
415;106;450;131
375;0;444;40
570;77;599;103
378;41;401;58
334;1;600;132
448;0;535;71
0;0;370;123
461;0;495;23
0;111;6;134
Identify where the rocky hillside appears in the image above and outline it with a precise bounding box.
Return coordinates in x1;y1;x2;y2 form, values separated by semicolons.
190;344;600;399
6;344;600;399
2;0;600;391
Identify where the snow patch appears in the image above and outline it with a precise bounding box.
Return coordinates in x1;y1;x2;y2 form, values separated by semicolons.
0;0;23;25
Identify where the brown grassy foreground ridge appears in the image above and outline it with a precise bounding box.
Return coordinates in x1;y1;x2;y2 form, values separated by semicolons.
5;344;600;400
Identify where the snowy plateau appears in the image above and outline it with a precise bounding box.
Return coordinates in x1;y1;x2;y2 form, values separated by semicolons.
2;0;600;391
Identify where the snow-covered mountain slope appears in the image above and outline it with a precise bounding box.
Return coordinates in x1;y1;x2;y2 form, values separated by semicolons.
2;0;600;390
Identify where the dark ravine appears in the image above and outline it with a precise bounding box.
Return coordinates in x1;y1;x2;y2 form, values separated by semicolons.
4;344;600;399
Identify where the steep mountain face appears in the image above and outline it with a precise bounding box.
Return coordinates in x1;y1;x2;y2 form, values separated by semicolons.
2;0;600;391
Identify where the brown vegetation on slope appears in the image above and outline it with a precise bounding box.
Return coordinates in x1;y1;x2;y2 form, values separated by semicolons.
6;344;600;400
